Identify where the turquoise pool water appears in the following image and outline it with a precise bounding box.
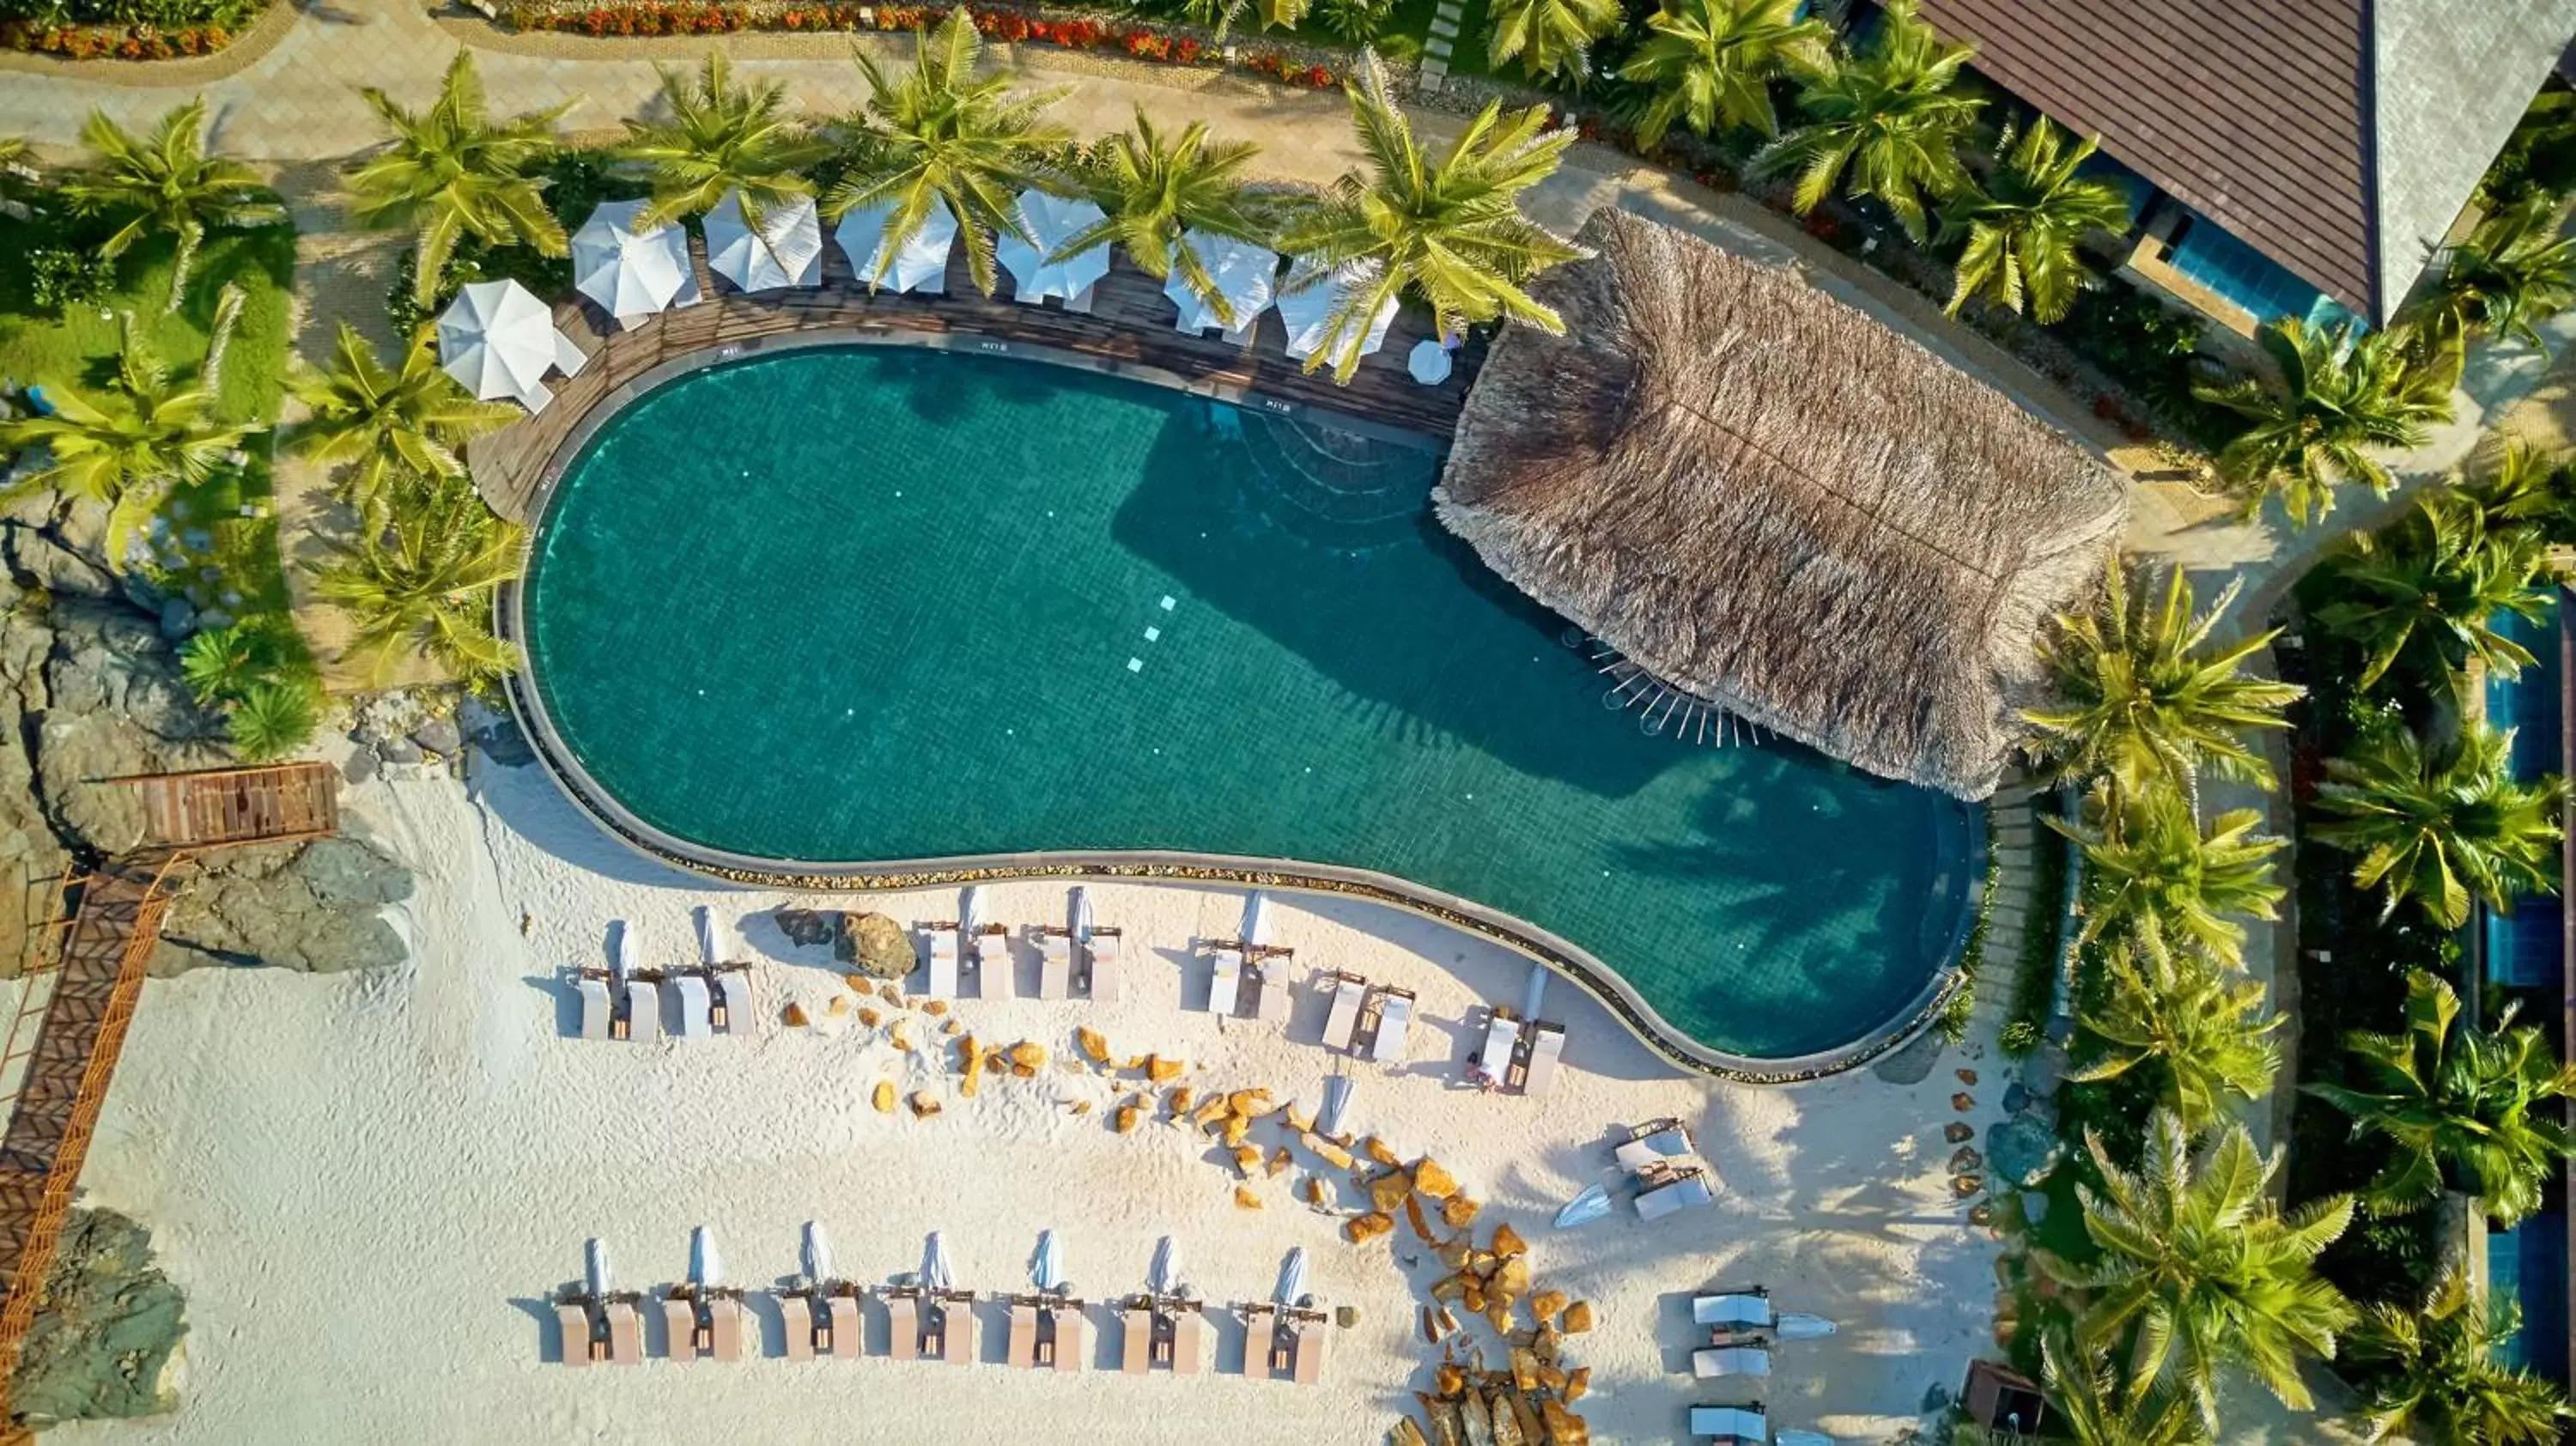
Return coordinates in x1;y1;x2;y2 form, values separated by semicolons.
520;347;1973;1060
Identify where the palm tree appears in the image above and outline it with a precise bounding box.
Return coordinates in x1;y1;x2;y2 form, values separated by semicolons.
1275;54;1583;383
2038;1327;2210;1446
311;473;526;688
289;322;519;519
2023;561;2303;799
2346;1264;2571;1445
349;52;568;308
0;313;254;563
0;134;42;221
824;9;1070;299
2070;949;2281;1133
227;679;318;762
1938;118;2129;322
1619;0;1834;150
621;50;829;240
1055;111;1268;327
1485;0;1622;82
2404;199;2576;348
1752;0;1984;243
2311;721;2564;928
179;621;265;705
2194;318;2456;526
2052;787;2284;972
2313;489;2550;692
2464;440;2576;533
2050;1111;2356;1422
2306;969;2576;1227
58;98;284;312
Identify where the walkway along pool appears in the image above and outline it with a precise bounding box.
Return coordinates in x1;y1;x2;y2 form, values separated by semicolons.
507;341;1978;1076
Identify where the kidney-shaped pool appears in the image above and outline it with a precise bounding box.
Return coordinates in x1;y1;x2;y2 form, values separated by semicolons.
515;344;1977;1071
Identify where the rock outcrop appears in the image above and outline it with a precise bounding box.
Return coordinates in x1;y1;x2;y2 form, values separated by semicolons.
8;1208;185;1426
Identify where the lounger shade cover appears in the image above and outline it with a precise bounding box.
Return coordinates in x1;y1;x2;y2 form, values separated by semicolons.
1242;890;1271;945
586;1238;614;1297
1370;993;1412;1061
696;907;724;966
1693;1293;1774;1328
690;1225;722;1288
834;199;957;295
1694;1346;1772;1378
1150;1236;1183;1295
997;191;1110;303
1774;1431;1835;1446
1165;231;1280;336
1072;887;1094;943
572;199;699;325
802;1220;835;1282
1278;264;1398;365
674;974;713;1038
704;189;823;292
1637;1172;1716;1221
1553;1182;1613;1229
435;280;573;412
1691;1405;1767;1442
1616;1127;1694;1172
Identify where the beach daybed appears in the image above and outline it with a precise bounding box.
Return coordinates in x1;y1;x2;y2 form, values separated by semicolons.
781;1293;818;1361
576;973;612;1041
1522;1021;1567;1096
1321;973;1368;1052
1170;1304;1206;1375
670;973;713;1039
1637;1167;1716;1221
924;922;962;998
1367;986;1414;1063
618;976;659;1042
1694;1344;1771;1379
1206;945;1245;1017
1007;1301;1040;1368
972;925;1012;996
1036;927;1073;1000
711;968;750;1036
558;1301;602;1364
1084;927;1123;1003
1692;1403;1767;1444
1046;1301;1087;1371
1617;1120;1696;1174
603;1299;642;1364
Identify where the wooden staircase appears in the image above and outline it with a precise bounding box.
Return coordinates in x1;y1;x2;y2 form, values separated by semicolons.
0;763;337;1438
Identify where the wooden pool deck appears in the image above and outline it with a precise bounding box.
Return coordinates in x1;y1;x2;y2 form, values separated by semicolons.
468;234;1483;524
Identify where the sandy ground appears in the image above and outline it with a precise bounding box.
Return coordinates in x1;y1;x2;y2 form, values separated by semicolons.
49;755;2007;1446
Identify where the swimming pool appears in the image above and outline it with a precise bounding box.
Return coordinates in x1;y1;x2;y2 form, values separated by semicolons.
513;343;1977;1071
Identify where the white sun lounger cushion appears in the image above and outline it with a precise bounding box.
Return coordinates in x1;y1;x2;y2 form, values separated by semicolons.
623;980;659;1042
1087;933;1121;1003
1039;934;1072;1001
1323;978;1366;1050
577;975;612;1040
671;974;714;1039
927;929;960;998
1693;1345;1771;1379
1255;963;1291;1023
1481;1015;1521;1078
714;971;750;1034
1206;948;1242;1016
1692;1293;1772;1328
1690;1405;1766;1442
1522;1023;1565;1096
1369;992;1412;1062
1637;1172;1716;1222
1615;1127;1694;1173
974;932;1012;996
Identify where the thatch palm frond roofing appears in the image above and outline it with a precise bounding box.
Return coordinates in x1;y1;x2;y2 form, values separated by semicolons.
1436;210;2128;800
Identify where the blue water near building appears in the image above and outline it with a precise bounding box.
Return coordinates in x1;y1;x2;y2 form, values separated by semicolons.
2164;211;2361;332
2492;1212;2570;1382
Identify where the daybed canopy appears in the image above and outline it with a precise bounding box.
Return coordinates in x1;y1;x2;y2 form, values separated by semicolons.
1437;210;2128;800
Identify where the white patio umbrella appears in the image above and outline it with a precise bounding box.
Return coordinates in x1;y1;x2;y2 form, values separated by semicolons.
1072;886;1094;944
1776;1313;1838;1341
704;189;823;292
1032;1230;1066;1292
1552;1182;1613;1230
613;923;638;981
997;191;1110;305
921;1232;956;1291
585;1238;612;1297
696;906;726;967
1164;231;1279;337
1273;1248;1309;1307
1520;963;1549;1023
960;884;986;939
1240;890;1270;946
435;279;580;413
1277;264;1398;369
1148;1236;1183;1296
834;199;957;295
1316;1075;1354;1138
801;1221;835;1284
571;198;698;327
689;1225;722;1289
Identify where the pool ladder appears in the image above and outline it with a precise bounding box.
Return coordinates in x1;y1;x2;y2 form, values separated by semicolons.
1573;633;1766;747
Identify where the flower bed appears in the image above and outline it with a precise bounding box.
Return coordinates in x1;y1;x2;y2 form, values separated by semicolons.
501;0;1347;88
1;16;240;58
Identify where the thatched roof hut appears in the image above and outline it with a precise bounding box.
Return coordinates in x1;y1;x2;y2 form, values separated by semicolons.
1437;210;2128;800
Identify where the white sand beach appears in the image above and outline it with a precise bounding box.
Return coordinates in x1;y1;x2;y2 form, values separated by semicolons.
48;756;2007;1445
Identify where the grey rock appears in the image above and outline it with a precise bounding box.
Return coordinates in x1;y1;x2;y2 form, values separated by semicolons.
376;738;422;766
8;1208;185;1425
410;717;461;756
844;911;914;979
155;839;408;975
774;908;838;950
343;747;378;785
5;524;115;598
2020;1189;2049;1224
2001;1083;2028;1115
191;608;232;633
1869;1027;1943;1085
156;598;196;642
464;703;535;768
295;836;414;908
1986;1115;2063;1189
2021;1044;2067;1099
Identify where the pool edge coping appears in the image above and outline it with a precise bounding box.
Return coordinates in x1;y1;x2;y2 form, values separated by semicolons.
493;327;1972;1086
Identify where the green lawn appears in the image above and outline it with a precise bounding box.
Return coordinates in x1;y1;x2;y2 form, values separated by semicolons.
0;217;312;683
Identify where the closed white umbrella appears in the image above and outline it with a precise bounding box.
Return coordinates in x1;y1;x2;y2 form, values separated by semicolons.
705;189;823;292
1277;263;1397;368
689;1225;722;1289
960;884;985;939
1552;1182;1613;1230
1776;1313;1838;1341
1520;963;1549;1022
921;1232;955;1292
1164;231;1279;336
435;279;568;411
802;1221;835;1284
1316;1074;1353;1138
571;198;696;325
997;191;1110;304
1273;1248;1309;1307
585;1238;612;1297
1149;1236;1183;1296
834;198;957;295
1032;1230;1066;1292
1241;890;1270;946
1072;887;1094;944
613;924;638;981
696;906;725;968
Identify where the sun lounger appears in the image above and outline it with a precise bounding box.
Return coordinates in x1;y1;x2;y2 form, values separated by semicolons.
1692;1290;1773;1329
1253;954;1291;1023
604;1299;642;1364
621;978;659;1042
670;973;713;1039
973;926;1012;997
664;1295;701;1362
708;1296;744;1362
712;969;750;1036
823;1294;862;1357
1368;987;1413;1063
1206;945;1244;1016
1241;1308;1279;1381
1695;1344;1771;1379
1037;928;1072;1001
1121;1302;1153;1374
1322;974;1367;1051
1291;1317;1327;1384
1692;1403;1768;1443
1475;1012;1521;1087
938;1297;976;1364
1616;1121;1696;1174
782;1295;817;1361
887;1293;920;1361
1522;1021;1566;1096
1007;1302;1040;1368
577;974;612;1041
1637;1167;1717;1222
1049;1303;1087;1371
1170;1308;1205;1376
925;924;961;997
1084;928;1122;1003
558;1301;598;1364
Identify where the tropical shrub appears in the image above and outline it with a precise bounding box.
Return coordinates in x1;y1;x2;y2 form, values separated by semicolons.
25;246;118;312
2345;1264;2571;1445
2312;489;2550;695
1315;0;1390;44
2051;787;2283;973
2194;319;2456;526
1619;0;1832;150
1937;118;2129;323
310;473;526;689
349;52;569;307
59;97;285;312
1753;0;1983;243
2310;720;2564;929
225;678;317;762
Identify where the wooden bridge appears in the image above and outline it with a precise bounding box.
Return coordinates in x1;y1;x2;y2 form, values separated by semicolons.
0;762;337;1437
